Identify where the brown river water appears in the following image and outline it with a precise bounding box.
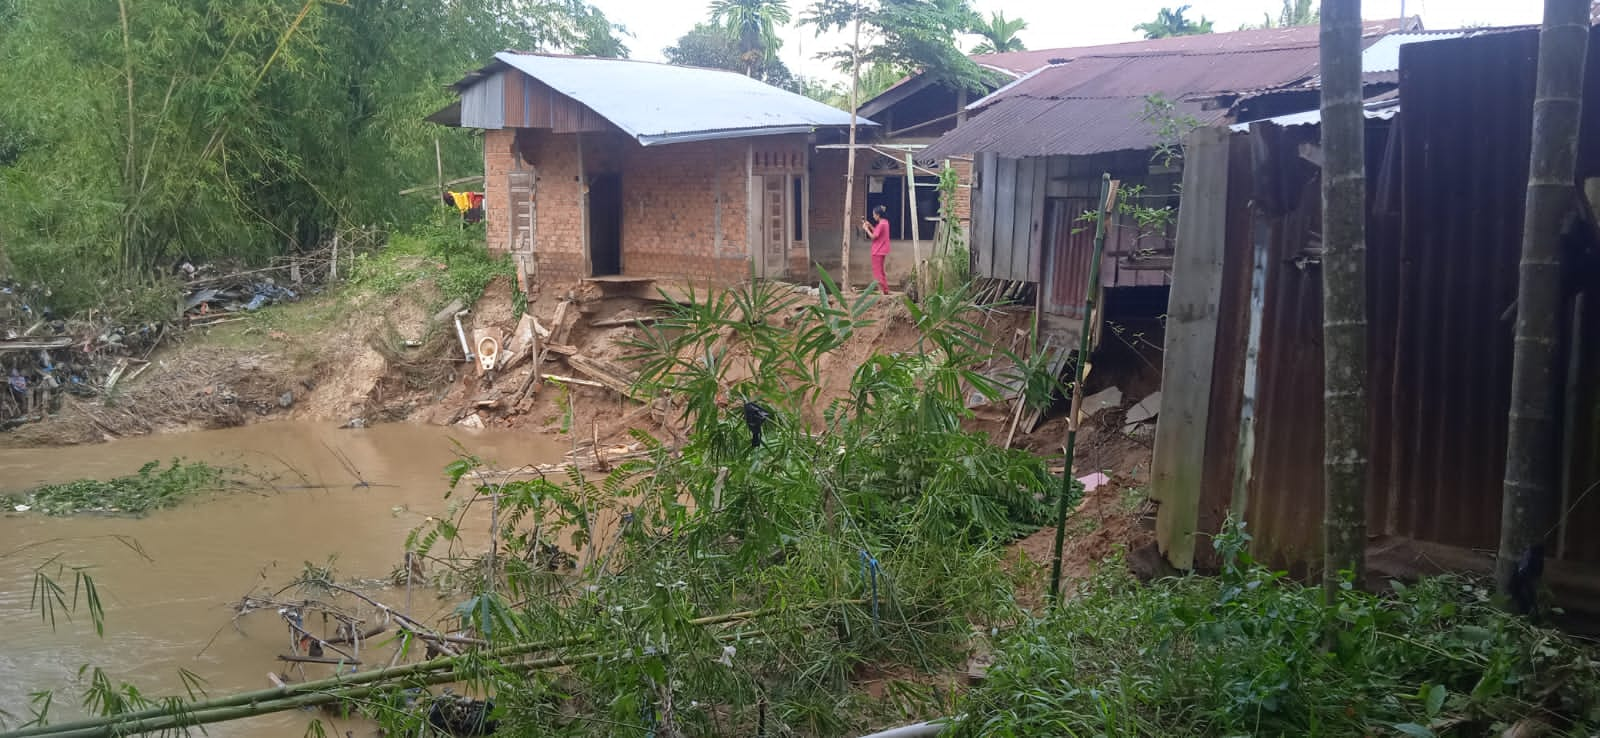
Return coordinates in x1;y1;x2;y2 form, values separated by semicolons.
0;421;568;736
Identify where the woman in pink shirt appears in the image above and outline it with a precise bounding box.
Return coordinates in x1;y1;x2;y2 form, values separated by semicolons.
861;205;892;294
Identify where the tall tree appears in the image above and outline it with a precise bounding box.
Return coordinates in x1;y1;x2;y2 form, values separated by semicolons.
0;0;626;307
1318;0;1369;600
804;0;984;290
970;11;1027;54
1498;0;1591;605
709;0;793;76
666;22;800;89
805;0;988;93
1253;0;1319;28
1135;5;1215;39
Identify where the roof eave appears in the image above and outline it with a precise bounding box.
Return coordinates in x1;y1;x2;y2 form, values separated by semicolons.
635;121;879;147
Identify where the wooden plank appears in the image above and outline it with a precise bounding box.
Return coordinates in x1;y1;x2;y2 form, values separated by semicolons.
590;315;662;329
993;157;1018;280
1026;157;1049;283
972;153;997;279
549;300;574;343
0;337;74;352
542;374;604;388
1008;158;1035;284
567;354;648;402
1149;126;1233;571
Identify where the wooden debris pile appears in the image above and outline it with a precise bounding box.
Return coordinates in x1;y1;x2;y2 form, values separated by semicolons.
453;298;666;425
1;279;167;429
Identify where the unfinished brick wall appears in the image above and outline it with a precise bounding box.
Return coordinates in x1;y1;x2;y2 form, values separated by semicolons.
483;128;771;286
615;138;753;283
483;129;518;256
808;148;871;279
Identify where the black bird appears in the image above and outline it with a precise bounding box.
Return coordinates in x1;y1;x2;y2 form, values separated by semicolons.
743;401;772;447
1510;543;1545;617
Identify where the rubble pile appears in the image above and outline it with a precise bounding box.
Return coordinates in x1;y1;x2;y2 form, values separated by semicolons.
1;280;167;429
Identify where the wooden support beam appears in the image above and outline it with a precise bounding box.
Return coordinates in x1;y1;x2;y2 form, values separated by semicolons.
1149;126;1233;571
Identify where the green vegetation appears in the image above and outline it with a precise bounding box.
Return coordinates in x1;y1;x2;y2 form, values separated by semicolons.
955;524;1600;737
372;280;1067;736
969;11;1028;54
0;0;622;316
6;459;237;516
803;0;997;94
1134;5;1215;39
349;215;513;308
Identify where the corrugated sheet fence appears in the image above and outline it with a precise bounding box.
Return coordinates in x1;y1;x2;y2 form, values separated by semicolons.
1158;27;1600;574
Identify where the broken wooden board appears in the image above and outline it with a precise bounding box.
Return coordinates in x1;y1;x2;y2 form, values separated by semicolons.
430;299;467;326
0;337;76;352
590;314;663;329
566;354;648;402
548;301;574;343
541;374;605;388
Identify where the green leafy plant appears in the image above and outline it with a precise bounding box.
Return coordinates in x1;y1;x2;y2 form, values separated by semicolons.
6;459;238;516
954;520;1600;737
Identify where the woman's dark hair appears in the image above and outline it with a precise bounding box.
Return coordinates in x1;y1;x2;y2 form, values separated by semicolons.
872;205;887;219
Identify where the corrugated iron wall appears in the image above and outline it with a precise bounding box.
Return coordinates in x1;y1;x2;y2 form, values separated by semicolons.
1192;27;1600;571
1383;31;1538;551
1041;198;1095;317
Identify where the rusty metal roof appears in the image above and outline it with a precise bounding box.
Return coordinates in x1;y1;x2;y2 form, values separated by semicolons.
858;19;1409;129
921;20;1404;160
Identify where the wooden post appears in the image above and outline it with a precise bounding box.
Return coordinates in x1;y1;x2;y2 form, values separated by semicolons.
434;137;444;197
329;232;339;282
1149;126;1232;571
840;13;862;293
905;153;924;296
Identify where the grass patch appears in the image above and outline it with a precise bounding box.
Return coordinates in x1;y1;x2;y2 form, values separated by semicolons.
7;459;242;516
954;524;1600;737
349;214;513;308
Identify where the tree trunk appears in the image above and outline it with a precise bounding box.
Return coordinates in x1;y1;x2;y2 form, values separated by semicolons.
1318;0;1369;601
840;10;861;293
1498;0;1591;600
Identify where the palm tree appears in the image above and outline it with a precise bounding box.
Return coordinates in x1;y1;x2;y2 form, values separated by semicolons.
970;11;1027;54
1134;5;1215;39
1252;0;1319;28
708;0;792;77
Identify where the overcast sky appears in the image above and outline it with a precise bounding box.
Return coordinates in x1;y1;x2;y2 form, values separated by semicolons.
589;0;1546;83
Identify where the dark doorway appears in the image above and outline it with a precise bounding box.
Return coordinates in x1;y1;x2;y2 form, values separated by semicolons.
588;173;622;276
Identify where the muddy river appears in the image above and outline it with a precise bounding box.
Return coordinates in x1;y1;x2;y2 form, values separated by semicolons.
0;421;567;736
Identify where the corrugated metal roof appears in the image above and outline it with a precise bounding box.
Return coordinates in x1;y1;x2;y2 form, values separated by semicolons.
921;21;1401;160
856;19;1410;127
928;96;1227;160
1229;93;1401;131
973;19;1407;74
446;52;870;146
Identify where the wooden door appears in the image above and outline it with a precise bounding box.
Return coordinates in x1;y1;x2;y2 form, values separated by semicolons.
759;174;790;279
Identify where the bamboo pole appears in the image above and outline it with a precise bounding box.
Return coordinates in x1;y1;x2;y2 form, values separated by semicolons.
905;153;924;297
840;11;862;293
6;601;861;738
34;650;602;738
1048;175;1117;604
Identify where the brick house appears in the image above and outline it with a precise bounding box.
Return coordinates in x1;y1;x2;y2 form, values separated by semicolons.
431;52;870;287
